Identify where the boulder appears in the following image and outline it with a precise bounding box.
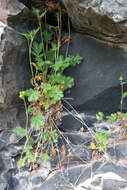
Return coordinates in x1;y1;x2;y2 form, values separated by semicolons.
62;0;127;43
62;32;127;113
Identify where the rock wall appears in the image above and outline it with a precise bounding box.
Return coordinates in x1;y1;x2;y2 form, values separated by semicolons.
62;0;127;43
0;0;31;109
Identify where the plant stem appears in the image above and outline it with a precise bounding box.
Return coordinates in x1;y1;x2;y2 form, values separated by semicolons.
23;98;29;143
38;17;46;61
29;41;34;78
120;82;123;112
66;14;70;58
57;11;61;59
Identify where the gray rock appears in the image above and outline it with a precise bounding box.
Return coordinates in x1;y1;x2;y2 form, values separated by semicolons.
0;25;31;108
103;179;127;190
0;0;25;24
62;0;127;43
0;107;25;131
0;1;32;109
62;32;127;113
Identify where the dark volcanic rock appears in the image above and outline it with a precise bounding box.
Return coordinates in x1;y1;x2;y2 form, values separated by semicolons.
62;32;127;113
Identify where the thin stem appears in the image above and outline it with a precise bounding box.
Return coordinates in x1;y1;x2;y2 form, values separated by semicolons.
29;42;34;78
38;17;46;61
120;83;123;112
57;11;61;59
23;98;29;143
66;14;70;58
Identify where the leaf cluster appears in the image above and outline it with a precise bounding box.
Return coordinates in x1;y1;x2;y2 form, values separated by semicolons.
14;8;83;168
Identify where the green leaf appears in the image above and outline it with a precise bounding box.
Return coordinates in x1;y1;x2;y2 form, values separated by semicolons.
40;10;47;18
51;55;64;72
51;43;58;51
41;153;49;161
25;89;40;102
31;112;45;130
27;106;33;114
49;73;74;88
122;92;127;99
28;28;39;41
46;48;54;61
43;31;52;43
43;131;50;141
18;158;25;168
24;146;32;153
106;113;117;123
119;76;123;81
96;112;104;121
13;126;25;136
33;8;40;16
32;41;43;57
70;54;83;66
47;87;63;100
29;137;34;145
120;112;127;119
41;83;52;93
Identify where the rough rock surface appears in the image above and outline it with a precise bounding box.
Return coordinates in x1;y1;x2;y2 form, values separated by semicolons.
0;1;31;108
62;0;127;43
1;114;127;190
0;0;25;24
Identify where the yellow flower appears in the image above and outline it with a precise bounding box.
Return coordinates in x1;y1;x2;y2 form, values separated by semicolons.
103;141;108;146
90;142;96;150
19;91;25;99
32;62;37;69
56;85;64;90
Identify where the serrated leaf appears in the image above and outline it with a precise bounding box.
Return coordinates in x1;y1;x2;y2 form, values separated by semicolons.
25;89;40;102
29;137;34;145
27;106;33;114
49;73;74;88
32;41;43;57
43;31;52;43
41;83;52;93
31;112;45;130
120;112;127;119
13;126;25;136
18;158;25;168
24;146;32;153
41;153;49;161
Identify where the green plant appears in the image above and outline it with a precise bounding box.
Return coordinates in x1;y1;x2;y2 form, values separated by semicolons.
96;112;104;121
90;77;127;153
14;8;83;168
106;113;117;123
91;112;110;152
119;76;127;112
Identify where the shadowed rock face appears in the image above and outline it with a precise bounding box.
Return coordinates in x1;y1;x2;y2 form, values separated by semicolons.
62;32;127;113
62;0;127;43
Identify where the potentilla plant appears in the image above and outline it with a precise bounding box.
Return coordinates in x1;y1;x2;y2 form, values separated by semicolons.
14;8;83;168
